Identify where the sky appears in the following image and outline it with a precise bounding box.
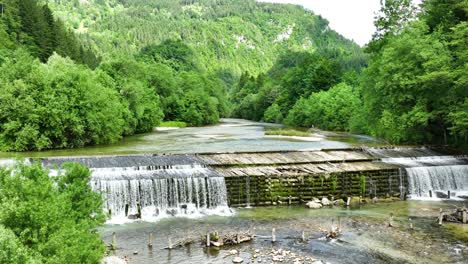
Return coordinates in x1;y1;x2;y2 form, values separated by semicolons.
257;0;421;46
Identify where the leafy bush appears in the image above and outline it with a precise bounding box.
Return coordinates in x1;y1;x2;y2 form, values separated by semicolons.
285;83;361;131
0;225;38;264
0;51;129;151
0;162;106;263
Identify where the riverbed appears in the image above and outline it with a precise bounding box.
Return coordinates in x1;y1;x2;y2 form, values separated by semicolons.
101;201;467;264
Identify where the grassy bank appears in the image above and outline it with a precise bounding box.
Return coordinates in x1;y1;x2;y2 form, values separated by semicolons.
158;121;188;128
265;128;312;137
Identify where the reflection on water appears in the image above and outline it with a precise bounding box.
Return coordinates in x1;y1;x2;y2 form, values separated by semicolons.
101;201;467;264
0;119;383;158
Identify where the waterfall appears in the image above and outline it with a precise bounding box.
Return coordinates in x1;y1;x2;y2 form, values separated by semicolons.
406;165;468;200
88;164;232;223
380;155;468;200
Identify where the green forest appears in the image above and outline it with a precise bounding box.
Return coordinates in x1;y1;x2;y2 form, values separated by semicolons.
0;1;467;262
232;0;467;146
0;0;466;150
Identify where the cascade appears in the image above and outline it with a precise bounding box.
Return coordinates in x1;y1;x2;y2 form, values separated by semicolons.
379;154;468;200
406;165;468;199
89;164;232;223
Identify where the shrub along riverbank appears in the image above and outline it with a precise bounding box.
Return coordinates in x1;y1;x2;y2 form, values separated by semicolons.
0;162;106;263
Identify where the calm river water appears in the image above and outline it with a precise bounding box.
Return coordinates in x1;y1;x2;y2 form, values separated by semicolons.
0;118;383;158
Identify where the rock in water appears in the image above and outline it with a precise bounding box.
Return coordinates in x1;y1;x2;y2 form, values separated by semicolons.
232;256;244;263
333;199;346;206
321;197;331;206
306;201;323;209
102;256;127;264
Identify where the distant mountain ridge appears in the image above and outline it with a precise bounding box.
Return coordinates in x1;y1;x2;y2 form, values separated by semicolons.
47;0;365;81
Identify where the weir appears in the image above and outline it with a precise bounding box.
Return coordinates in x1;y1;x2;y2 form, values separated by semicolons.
4;147;465;222
378;153;468;200
89;164;231;223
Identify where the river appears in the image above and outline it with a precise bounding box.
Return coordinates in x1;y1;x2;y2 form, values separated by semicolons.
0;118;383;159
1;119;466;264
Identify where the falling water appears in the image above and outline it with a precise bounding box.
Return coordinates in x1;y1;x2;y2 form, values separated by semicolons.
380;155;468;200
87;164;232;223
406;165;468;200
45;166;231;223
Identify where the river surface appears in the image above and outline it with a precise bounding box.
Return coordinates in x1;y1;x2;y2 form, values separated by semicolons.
0;118;383;158
101;201;467;264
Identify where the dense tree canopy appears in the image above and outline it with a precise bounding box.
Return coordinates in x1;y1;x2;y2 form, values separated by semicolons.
230;0;467;147
0;0;99;67
46;0;366;78
230;51;356;126
0;51;129;151
361;0;468;145
0;162;106;263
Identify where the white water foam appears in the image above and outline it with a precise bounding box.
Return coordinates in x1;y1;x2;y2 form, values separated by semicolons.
406;165;468;201
90;165;233;224
380;155;468;201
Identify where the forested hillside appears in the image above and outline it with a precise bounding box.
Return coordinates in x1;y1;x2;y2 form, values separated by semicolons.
46;0;365;84
0;0;366;151
232;0;467;147
0;0;98;66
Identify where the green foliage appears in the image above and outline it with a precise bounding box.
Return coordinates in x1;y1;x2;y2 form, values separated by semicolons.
140;39;202;72
285;83;361;131
330;175;338;193
422;0;468;33
0;225;38;264
264;128;310;137
362;13;467;145
0;162;106;263
46;0;365;78
359;175;366;196
0;0;98;67
368;0;416;53
230;49;363;123
159;121;188;128
177;71;227;126
263;103;284;123
0;51;130;151
98;57;164;134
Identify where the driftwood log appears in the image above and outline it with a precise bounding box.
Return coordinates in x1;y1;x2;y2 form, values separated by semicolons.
438;207;467;224
163;237;195;249
205;231;254;247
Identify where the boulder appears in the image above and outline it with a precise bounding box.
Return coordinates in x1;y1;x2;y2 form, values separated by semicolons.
321;197;331;206
102;256;127;264
232;256;244;263
306;201;322;209
333;199;346;206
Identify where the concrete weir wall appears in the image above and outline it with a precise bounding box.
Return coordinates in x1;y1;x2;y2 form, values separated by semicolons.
195;149;405;207
223;170;402;207
40;148;406;208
